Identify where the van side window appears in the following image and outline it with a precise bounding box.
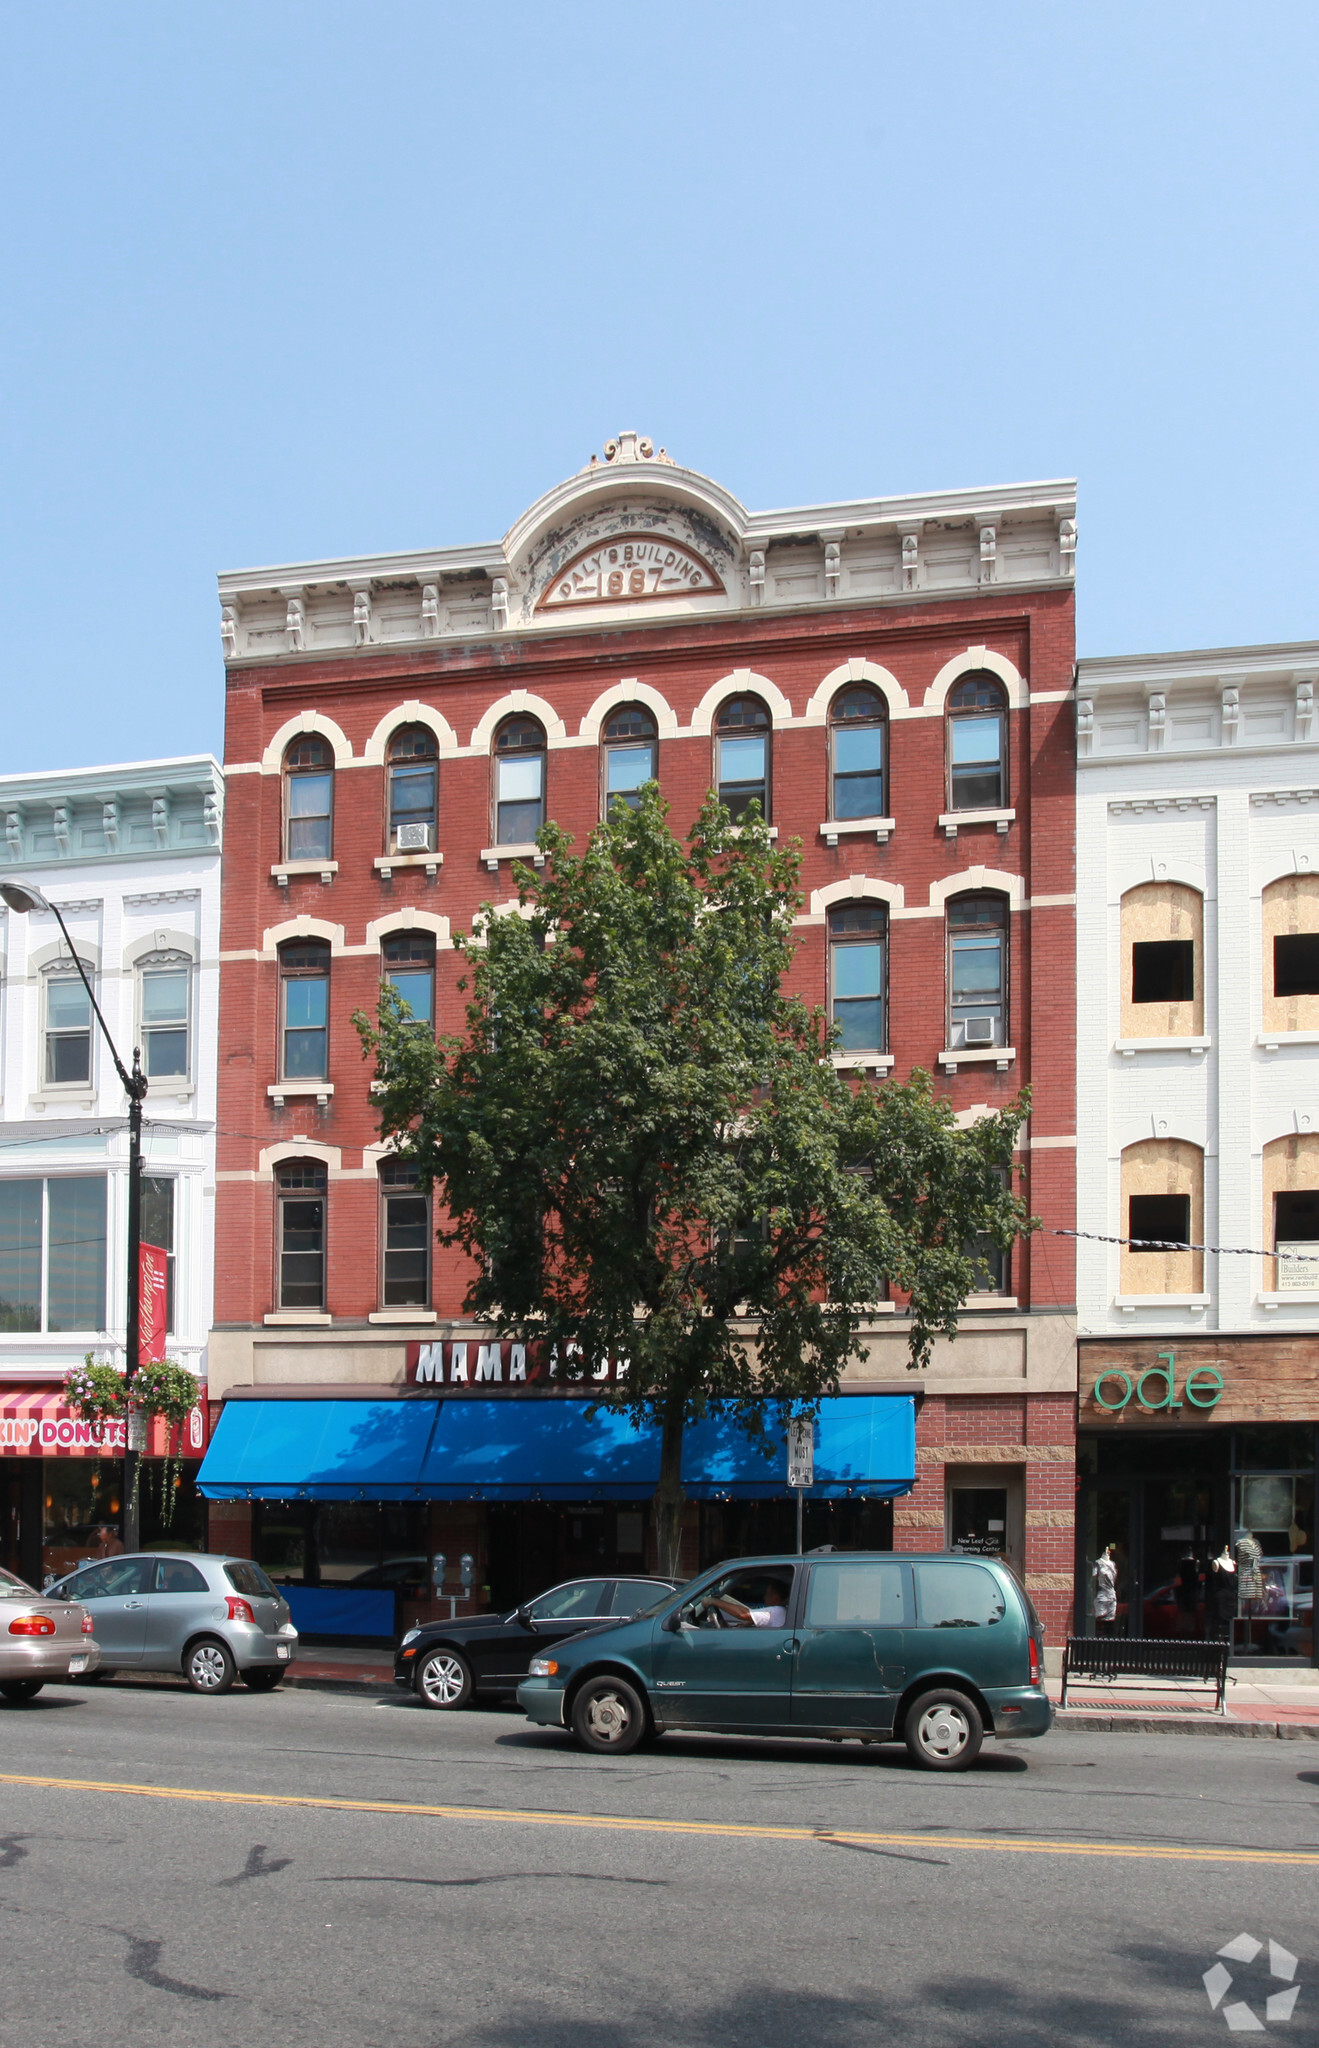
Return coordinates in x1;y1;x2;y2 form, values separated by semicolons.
914;1562;1005;1627
804;1560;907;1627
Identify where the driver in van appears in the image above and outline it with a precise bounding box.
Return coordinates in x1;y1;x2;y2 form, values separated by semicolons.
704;1575;792;1628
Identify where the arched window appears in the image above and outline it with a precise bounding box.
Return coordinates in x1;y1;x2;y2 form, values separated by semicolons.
1120;1139;1202;1296
278;940;330;1079
947;675;1007;811
1121;882;1202;1038
283;736;334;862
947;893;1007;1048
494;716;546;845
138;951;191;1080
382;931;435;1026
386;725;438;854
1263;874;1319;1033
829;902;887;1052
715;696;770;822
276;1159;327;1310
602;704;658;814
380;1159;430;1307
829;686;887;821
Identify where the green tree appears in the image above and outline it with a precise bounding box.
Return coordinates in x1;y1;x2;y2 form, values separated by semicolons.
356;789;1032;1575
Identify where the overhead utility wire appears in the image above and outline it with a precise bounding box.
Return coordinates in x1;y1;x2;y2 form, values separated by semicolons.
1055;1227;1290;1260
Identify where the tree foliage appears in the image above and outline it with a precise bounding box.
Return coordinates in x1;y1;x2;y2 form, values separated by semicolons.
356;789;1033;1570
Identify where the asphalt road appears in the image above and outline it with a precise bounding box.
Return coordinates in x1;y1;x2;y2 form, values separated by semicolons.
1;1678;1316;2048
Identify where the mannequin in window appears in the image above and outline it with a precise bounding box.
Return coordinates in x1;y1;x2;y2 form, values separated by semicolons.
1209;1543;1236;1640
1092;1544;1118;1635
1234;1527;1264;1652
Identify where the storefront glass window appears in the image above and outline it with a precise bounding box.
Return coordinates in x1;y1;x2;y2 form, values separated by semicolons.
0;1177;106;1332
42;1459;123;1581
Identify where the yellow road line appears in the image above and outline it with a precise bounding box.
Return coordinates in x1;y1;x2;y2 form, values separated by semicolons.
0;1771;1312;1868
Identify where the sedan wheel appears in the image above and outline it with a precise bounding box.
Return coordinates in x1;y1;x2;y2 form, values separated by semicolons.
571;1676;648;1755
904;1688;983;1771
0;1679;43;1702
415;1649;473;1710
185;1638;237;1695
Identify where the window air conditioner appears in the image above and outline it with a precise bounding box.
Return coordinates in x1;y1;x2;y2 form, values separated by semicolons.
963;1015;995;1046
396;823;432;852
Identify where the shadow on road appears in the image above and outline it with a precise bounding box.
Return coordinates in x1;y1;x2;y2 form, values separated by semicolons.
493;1727;1030;1773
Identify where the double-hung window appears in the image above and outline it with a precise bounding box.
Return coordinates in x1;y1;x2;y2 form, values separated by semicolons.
829;903;887;1053
948;894;1007;1048
277;1161;327;1310
603;704;658;813
279;942;330;1079
0;1176;106;1331
45;970;93;1085
715;697;770;821
495;718;546;844
380;1161;430;1306
284;737;334;861
140;959;190;1079
387;726;438;853
947;676;1007;811
383;932;435;1026
829;686;887;820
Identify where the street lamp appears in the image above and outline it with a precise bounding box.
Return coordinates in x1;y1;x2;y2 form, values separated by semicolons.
0;879;149;1550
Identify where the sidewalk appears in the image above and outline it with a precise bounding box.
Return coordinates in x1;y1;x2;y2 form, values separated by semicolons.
282;1645;1319;1737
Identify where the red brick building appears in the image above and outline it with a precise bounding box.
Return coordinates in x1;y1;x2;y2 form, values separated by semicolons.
204;434;1078;1647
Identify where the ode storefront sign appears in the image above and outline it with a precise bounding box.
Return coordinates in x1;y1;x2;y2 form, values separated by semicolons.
1089;1349;1224;1416
407;1340;627;1387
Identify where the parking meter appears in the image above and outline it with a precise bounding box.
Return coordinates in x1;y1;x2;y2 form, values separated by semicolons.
459;1553;475;1595
431;1553;446;1591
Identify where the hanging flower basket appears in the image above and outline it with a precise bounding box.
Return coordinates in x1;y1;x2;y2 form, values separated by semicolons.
63;1357;127;1429
130;1361;201;1527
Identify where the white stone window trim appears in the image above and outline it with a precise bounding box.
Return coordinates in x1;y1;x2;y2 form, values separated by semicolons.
261;710;354;773
271;859;338;886
480;843;547;872
820;816;895;847
939;808;1015;840
923;646;1027;713
1257;1030;1319;1052
1115;1036;1210;1057
803;657;910;723
360;701;459;763
1259;1290;1319;1310
368;1309;440;1325
830;1053;895;1074
263;1311;333;1327
1114;1293;1210;1312
374;852;443;879
961;1295;1020;1311
268;1081;334;1108
940;1046;1016;1072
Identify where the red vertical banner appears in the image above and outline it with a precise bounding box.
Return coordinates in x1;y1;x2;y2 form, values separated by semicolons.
138;1243;169;1366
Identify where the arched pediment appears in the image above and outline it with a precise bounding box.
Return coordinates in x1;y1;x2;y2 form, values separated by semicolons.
537;533;724;612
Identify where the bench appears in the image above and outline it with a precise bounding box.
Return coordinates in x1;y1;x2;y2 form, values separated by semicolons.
1060;1635;1229;1713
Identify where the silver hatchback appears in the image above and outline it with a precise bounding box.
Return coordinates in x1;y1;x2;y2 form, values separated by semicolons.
47;1553;298;1694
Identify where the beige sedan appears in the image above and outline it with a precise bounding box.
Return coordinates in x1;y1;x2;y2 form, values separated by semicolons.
0;1564;99;1700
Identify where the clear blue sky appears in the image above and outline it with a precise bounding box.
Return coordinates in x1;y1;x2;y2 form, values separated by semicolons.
2;3;1316;773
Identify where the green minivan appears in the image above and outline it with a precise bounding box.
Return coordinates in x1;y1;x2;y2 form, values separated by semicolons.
516;1550;1052;1770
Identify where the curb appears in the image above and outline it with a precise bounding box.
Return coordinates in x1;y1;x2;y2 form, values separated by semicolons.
283;1670;397;1695
1053;1709;1319;1740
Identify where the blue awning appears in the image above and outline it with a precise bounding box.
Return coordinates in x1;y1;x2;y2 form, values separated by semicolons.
197;1394;916;1503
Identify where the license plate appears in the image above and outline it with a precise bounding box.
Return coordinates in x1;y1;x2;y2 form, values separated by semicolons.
277;1644;291;1659
68;1655;89;1673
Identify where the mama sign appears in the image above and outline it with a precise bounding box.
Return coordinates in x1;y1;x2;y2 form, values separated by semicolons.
407;1339;627;1387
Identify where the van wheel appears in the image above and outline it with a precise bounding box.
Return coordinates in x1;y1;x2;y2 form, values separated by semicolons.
571;1676;648;1754
904;1688;983;1771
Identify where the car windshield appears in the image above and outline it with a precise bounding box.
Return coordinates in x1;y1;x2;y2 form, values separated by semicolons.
0;1566;38;1600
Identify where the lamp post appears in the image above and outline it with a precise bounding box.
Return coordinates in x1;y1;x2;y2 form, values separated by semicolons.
0;880;149;1551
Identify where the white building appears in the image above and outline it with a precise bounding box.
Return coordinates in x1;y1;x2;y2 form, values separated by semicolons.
1074;643;1319;1661
0;756;222;1580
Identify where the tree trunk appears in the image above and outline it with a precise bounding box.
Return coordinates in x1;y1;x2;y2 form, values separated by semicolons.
652;1391;686;1580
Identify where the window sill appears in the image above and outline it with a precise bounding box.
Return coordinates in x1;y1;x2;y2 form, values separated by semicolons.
1259;1291;1319;1308
375;853;443;879
1116;1036;1209;1057
938;808;1015;839
940;1046;1016;1071
820;816;894;847
1114;1294;1209;1312
480;843;547;872
268;1081;334;1107
725;824;779;840
368;1309;439;1324
1257;1030;1319;1052
271;860;338;885
831;1053;895;1073
962;1295;1019;1311
263;1311;332;1326
29;1092;96;1113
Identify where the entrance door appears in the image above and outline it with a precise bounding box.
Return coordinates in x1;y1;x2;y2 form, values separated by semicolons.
791;1557;909;1733
1139;1475;1226;1641
650;1564;799;1729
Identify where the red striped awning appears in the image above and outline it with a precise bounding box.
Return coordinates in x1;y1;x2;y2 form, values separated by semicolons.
0;1390;210;1459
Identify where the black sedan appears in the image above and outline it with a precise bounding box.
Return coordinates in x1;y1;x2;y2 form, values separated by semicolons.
396;1574;681;1708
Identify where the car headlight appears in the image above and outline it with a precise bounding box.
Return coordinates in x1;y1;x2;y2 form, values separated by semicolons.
527;1657;559;1678
400;1627;421;1648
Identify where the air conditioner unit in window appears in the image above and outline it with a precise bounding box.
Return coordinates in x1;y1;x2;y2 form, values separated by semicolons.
963;1015;995;1046
395;823;432;852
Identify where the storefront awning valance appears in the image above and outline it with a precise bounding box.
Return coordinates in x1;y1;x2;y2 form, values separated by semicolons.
197;1394;916;1504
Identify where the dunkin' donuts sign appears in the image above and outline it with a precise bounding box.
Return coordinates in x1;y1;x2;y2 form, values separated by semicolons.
0;1394;210;1458
406;1340;627;1387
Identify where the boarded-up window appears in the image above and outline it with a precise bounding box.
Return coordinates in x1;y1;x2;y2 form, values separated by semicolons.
1120;883;1203;1038
1262;875;1319;1034
1120;1139;1203;1294
1262;1133;1319;1292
